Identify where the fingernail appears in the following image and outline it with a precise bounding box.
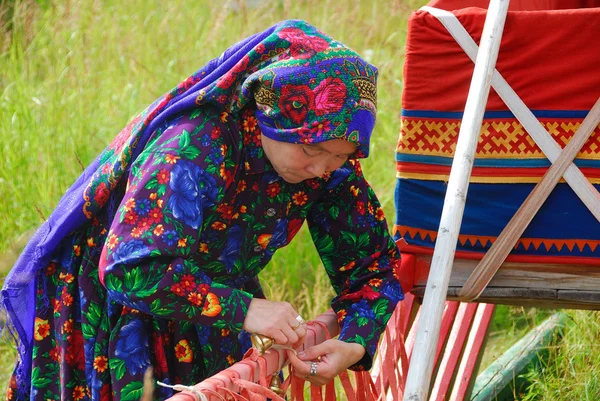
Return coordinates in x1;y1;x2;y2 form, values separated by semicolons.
297;351;306;358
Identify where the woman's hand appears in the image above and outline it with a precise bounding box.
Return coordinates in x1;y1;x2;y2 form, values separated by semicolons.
242;298;307;348
287;339;366;386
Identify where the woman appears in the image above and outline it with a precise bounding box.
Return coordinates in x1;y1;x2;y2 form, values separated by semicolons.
2;19;403;401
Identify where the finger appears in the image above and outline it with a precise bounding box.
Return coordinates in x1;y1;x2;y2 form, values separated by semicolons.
287;349;311;378
279;324;299;346
297;342;331;361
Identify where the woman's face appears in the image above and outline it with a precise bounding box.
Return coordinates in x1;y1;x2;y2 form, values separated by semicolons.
261;135;357;184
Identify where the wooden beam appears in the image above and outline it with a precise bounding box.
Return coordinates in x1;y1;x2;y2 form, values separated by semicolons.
413;255;600;292
410;287;600;310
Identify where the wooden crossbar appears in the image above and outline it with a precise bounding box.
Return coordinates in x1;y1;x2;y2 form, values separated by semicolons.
459;97;600;301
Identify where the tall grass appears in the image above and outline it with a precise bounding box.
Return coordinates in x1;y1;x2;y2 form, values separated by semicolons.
1;1;599;400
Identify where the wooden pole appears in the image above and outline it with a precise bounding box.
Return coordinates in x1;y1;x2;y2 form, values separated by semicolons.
402;1;510;400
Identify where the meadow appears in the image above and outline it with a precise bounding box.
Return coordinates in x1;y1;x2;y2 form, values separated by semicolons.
1;0;599;399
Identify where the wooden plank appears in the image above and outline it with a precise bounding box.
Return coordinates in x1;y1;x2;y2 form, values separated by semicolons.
459;96;600;301
410;287;600;310
413;255;600;292
469;312;567;401
449;304;496;401
403;2;511;399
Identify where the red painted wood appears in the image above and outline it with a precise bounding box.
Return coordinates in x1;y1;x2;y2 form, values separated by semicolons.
430;303;479;401
449;303;496;401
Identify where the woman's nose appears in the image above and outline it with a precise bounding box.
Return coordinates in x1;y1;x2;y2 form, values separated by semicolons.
306;158;328;178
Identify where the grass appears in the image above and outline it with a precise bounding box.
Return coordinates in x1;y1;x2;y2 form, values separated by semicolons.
1;1;599;400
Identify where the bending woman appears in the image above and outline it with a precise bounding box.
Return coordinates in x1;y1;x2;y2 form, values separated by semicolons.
2;19;404;401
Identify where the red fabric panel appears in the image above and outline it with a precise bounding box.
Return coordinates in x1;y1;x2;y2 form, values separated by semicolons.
402;7;600;112
427;0;600;11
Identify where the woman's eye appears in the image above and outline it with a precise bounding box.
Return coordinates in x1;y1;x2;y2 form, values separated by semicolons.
302;147;317;156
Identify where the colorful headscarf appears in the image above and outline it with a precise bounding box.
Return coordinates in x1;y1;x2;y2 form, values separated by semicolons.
1;19;378;386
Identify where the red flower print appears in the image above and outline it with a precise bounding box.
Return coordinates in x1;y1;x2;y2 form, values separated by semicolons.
66;330;85;370
131;227;144;238
100;384;111;401
220;112;228;123
266;182;281;198
286;219;304;243
227;355;235;365
177;238;188;248
278;84;315;125
243;115;258;132
221;328;230;337
340;261;356;272
170;283;186;297
277;27;306;42
136;218;153;232
216;56;249;89
156;169;170;184
63;318;73;334
93;355;108;373
175;339;193;363
187;292;204;306
356;201;366;215
198;243;209;253
94;182;110;207
153;333;169;374
252;182;260;192
313;77;347;116
180;274;197;291
124;210;138;225
198;283;209;296
73;386;86;401
49;343;61;362
337;309;347;323
289;35;329;59
148;207;163;224
375;207;385;221
45;261;56;276
124;197;136;211
62;288;74;307
34;318;50;341
292;191;308;206
217;204;234;219
211;126;221;139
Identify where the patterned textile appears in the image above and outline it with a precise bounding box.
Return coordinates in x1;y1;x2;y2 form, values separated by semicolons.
2;19;403;401
395;7;600;262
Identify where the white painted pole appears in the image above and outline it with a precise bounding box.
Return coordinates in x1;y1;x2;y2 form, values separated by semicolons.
402;1;510;400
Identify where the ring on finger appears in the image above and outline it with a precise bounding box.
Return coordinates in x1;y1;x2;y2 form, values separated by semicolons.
309;361;318;376
296;315;306;325
291;321;301;330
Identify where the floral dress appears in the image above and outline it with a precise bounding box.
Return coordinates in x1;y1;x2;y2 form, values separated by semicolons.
6;105;403;401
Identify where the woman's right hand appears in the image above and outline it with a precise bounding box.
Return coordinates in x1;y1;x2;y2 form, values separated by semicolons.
242;298;307;348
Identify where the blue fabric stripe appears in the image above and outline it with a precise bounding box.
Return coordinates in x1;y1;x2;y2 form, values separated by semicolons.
394;178;600;257
401;109;590;119
395;153;600;168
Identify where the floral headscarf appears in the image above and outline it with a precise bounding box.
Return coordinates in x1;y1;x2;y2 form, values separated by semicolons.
1;19;378;387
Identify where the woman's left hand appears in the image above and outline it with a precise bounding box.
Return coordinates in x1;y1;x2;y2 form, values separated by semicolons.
287;339;366;386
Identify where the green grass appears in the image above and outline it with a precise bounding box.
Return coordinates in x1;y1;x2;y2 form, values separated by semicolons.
1;1;599;400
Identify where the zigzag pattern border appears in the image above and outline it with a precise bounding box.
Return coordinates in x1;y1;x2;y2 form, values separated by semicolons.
393;225;599;254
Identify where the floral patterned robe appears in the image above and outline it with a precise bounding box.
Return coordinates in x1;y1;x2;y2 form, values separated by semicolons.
6;105;403;401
